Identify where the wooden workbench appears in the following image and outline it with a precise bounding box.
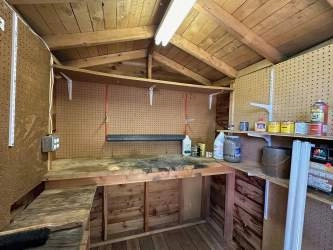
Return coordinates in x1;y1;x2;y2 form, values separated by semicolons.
45;155;234;188
5;186;96;249
44;155;235;244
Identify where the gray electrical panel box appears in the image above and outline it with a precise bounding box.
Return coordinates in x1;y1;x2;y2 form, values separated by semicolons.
41;135;60;152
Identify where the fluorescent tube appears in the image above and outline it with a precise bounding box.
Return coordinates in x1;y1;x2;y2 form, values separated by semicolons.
155;0;197;46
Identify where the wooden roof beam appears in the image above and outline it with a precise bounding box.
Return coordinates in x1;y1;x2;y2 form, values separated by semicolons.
8;0;82;4
152;52;211;85
63;49;148;68
44;26;155;50
327;0;333;7
194;0;284;64
170;34;237;78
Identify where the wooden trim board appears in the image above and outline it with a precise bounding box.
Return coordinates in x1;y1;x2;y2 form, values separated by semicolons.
53;65;233;94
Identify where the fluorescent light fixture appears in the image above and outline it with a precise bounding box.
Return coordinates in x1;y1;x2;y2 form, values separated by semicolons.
155;0;197;46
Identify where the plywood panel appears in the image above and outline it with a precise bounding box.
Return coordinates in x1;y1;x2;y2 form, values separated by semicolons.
0;0;50;229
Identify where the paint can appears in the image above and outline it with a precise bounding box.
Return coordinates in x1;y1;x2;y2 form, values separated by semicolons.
311;100;328;124
268;121;281;133
280;121;295;134
239;121;249;131
191;145;198;157
309;123;327;136
197;143;206;157
294;122;309;135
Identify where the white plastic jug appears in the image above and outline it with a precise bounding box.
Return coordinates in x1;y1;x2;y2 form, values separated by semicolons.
213;132;224;160
182;135;191;156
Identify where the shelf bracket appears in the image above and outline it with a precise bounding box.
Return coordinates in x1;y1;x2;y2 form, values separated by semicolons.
59;72;72;100
208;92;223;110
249;67;275;121
148;85;156;106
247;132;272;146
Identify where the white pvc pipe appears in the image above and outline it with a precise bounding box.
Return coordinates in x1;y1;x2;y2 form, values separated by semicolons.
291;142;311;250
284;140;301;250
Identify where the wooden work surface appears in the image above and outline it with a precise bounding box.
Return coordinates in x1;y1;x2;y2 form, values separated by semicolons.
5;186;96;249
45;155;234;188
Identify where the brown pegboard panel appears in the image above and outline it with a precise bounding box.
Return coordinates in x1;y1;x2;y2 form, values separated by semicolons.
0;0;50;229
274;44;333;135
303;198;333;250
233;68;270;130
55;80;216;159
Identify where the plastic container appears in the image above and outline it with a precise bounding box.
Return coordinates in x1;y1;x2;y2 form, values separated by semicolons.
213;131;225;160
294;121;309;135
223;136;241;163
182;135;191;156
197;143;206;157
255;117;267;132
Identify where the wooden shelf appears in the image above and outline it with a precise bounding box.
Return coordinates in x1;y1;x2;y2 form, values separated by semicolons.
106;134;185;142
219;160;333;207
53;65;233;94
217;130;333;141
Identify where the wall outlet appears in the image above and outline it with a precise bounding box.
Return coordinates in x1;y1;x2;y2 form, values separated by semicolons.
0;17;4;31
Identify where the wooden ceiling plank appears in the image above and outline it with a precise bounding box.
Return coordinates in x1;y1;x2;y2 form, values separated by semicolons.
86;0;104;31
70;1;93;32
9;0;83;4
103;0;116;29
327;0;333;7
194;0;284;63
177;8;199;35
242;0;292;29
152;52;211;85
116;0;131;28
15;5;51;35
182;12;218;46
221;0;246;14
44;25;155;50
128;0;144;27
139;0;157;26
261;1;330;41
53;3;80;33
252;0;317;36
232;0;270;21
64;49;148;68
35;4;67;34
170;34;237;78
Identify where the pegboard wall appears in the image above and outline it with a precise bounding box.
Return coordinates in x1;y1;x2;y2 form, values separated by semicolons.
233;67;270;130
274;44;333;135
0;0;50;229
55;80;216;159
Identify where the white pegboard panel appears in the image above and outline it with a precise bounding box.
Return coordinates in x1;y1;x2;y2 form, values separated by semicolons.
233;67;270;130
273;44;333;135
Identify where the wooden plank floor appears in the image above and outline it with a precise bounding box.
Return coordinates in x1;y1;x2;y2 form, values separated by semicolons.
92;222;235;250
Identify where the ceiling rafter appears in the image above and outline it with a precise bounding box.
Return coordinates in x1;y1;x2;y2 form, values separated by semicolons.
8;0;82;3
44;26;155;50
63;49;148;68
326;0;333;7
194;0;284;64
152;52;211;85
170;34;237;78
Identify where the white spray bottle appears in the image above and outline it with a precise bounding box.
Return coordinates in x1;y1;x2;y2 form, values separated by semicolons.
182;135;191;156
214;131;224;160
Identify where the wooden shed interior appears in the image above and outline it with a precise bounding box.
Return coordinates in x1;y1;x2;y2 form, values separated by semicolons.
0;0;333;249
